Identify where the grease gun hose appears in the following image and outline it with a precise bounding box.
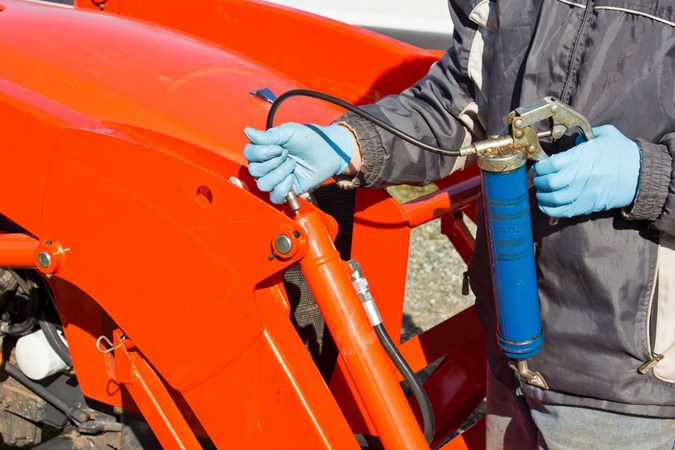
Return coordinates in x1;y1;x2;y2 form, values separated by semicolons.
374;323;435;444
266;89;463;157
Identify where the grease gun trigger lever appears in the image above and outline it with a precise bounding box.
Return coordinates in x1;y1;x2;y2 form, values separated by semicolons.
458;97;595;162
508;96;595;161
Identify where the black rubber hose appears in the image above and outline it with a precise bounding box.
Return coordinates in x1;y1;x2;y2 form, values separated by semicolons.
266;89;462;157
373;323;435;444
39;318;72;368
4;362;89;424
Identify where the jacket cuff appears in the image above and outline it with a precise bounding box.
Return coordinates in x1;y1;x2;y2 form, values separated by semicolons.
622;139;671;222
333;113;386;189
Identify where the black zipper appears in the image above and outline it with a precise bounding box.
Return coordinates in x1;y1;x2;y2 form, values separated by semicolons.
560;0;593;103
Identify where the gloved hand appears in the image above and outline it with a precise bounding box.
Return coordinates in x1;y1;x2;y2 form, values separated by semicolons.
532;125;641;218
243;123;355;204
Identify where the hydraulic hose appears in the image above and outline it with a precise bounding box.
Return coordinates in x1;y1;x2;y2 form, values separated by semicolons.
266;89;463;157
373;324;435;444
349;260;435;443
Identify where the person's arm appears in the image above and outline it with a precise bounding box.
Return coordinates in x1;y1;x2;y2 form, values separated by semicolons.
244;1;495;202
624;133;675;235
337;1;496;189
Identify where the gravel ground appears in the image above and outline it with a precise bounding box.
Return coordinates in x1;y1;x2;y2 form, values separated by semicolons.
387;184;476;338
401;218;473;341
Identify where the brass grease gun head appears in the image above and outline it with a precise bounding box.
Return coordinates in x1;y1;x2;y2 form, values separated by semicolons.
462;97;596;167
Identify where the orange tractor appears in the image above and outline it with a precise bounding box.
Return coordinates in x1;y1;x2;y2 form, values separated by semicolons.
0;0;485;448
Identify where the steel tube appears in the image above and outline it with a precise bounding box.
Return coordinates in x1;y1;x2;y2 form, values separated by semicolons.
402;176;481;228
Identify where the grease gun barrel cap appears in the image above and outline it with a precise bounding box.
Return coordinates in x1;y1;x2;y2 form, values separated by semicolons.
477;146;527;173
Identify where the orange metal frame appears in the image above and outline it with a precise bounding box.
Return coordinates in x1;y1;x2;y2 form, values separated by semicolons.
0;1;485;448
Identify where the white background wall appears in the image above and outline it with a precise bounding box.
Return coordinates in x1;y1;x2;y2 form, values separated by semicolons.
263;0;454;50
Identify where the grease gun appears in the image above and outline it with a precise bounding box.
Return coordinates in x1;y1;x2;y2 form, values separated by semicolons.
462;97;595;389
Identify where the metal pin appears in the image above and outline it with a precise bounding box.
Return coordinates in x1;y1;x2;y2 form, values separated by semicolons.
95;336;120;354
274;234;293;255
286;190;301;212
37;252;51;269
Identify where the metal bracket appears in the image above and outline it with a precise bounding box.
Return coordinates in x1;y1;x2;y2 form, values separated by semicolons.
108;330;202;449
250;87;278;104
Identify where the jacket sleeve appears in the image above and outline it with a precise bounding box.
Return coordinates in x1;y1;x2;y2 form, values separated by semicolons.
624;133;675;236
336;0;496;189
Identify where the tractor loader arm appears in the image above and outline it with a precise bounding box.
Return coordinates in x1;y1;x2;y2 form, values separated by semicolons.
0;1;485;448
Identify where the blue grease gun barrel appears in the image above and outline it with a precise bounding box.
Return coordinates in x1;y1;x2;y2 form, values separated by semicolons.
478;147;543;360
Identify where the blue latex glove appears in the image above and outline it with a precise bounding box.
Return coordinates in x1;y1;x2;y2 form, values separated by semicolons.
243;123;355;204
532;125;641;218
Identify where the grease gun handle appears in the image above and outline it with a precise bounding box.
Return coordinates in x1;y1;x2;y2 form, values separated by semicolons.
548;98;595;142
512;97;594;141
509;97;595;162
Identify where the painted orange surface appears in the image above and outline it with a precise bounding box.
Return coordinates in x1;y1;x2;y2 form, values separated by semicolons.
0;1;484;448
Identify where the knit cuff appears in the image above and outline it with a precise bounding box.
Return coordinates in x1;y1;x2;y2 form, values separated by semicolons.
622;139;671;222
332;113;387;189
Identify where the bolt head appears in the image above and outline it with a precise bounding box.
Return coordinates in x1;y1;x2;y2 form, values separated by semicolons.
37;251;51;269
274;234;293;255
514;119;524;128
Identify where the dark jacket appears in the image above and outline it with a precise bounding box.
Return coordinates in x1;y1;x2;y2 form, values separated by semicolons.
339;0;675;417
